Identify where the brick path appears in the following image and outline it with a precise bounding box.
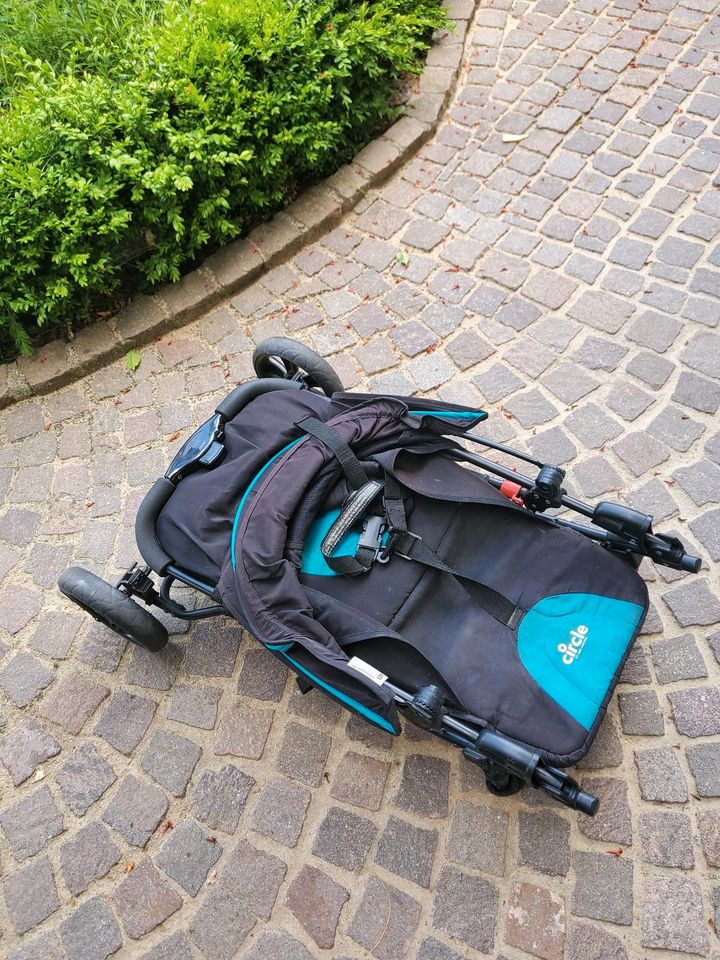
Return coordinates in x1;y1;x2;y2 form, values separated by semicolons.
1;0;720;957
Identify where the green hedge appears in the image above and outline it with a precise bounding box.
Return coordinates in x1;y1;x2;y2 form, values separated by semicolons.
0;0;446;356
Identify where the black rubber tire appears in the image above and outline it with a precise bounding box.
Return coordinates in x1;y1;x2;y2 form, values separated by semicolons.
485;772;524;797
58;566;168;652
253;337;343;397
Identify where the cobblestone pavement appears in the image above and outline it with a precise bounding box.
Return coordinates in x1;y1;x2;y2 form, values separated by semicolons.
1;0;720;957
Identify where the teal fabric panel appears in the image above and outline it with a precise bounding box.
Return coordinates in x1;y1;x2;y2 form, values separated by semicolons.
301;508;388;577
408;409;487;420
517;593;644;731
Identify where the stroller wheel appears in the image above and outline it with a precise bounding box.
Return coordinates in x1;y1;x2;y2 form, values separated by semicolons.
485;772;524;797
253;337;343;397
58;566;168;652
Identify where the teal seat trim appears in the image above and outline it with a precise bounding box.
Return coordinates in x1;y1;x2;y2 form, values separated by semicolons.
517;593;644;731
408;409;487;420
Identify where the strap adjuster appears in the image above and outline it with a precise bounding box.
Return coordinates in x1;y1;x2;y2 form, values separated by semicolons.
390;530;421;561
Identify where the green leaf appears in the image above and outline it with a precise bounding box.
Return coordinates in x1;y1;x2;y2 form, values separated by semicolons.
395;250;410;266
125;349;141;371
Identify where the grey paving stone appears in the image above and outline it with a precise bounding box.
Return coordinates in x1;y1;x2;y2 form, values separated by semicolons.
639;811;695;868
0;652;54;707
446;800;507;876
572;336;627;372
249;776;311;847
571;852;633;925
244;927;313;960
445;331;494;370
60;821;119;895
139;932;194;960
222;838;287;919
496;297;542;332
567;290;635;333
674;461;720;507
577;777;633;845
188;886;256;960
39;673;109;734
4;857;60;935
698;810;720;867
417;939;466;960
564;921;627;960
432;867;499;953
527;426;577;466
518;809;571;877
0;717;61;786
8;931;65;960
166;683;222;730
634;747;688;802
191;763;254;833
373;815;437;888
472;363;524;402
642;876;708;954
156;819;222;896
286;865;348;950
56;742;116;816
648;406;705;453
183;622;241;678
663;578;720;626
668;685;720;737
214;702;274;761
0;786;64;861
542;364;599;404
114;859;182;939
60;896;121;960
652;633;709;683
312;805;376;872
627;350;675;389
686;742;720;797
393;754;449;819
102;774;168;846
608;236;652;269
504;389;558;429
613;431;670;477
328;749;390;811
95;691;156;755
673;370;720;414
124;644;182;691
618;689;664;736
140;730;201;797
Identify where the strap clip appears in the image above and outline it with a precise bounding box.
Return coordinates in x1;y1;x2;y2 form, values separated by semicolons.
358;515;390;563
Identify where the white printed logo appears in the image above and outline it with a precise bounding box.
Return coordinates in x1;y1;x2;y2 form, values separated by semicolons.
558;625;588;665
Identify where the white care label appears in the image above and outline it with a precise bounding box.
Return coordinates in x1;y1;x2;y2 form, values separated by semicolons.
348;656;388;687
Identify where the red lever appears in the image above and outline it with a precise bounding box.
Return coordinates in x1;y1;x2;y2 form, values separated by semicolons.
499;479;525;506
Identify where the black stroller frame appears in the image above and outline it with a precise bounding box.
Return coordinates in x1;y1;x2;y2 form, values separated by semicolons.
60;339;701;817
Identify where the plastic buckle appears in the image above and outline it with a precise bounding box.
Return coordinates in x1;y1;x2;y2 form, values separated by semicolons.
358;515;386;556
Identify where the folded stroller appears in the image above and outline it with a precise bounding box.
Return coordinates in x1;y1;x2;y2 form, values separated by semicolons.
59;338;701;815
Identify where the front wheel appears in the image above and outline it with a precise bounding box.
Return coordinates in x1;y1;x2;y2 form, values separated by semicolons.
58;567;168;652
253;337;343;397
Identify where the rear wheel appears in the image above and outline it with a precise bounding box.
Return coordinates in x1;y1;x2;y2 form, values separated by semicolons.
58;566;168;652
253;337;343;397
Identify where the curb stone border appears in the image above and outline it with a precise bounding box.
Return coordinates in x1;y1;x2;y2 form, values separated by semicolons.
0;0;476;410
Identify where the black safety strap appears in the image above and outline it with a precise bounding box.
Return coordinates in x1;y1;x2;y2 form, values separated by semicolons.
298;417;369;491
383;475;517;627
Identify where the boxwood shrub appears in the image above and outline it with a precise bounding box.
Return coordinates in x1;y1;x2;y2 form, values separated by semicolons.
0;0;446;356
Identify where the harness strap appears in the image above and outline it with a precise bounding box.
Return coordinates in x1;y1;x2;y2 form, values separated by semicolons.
297;416;369;491
383;475;517;627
